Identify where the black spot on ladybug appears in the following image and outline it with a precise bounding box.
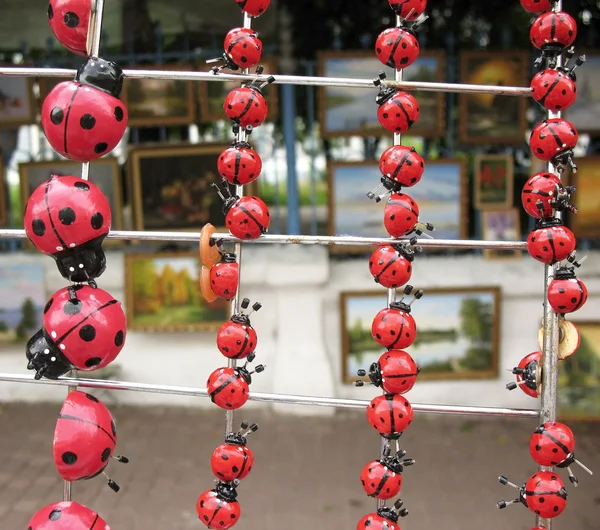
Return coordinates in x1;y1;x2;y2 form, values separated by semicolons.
101;447;111;462
63;299;82;315
47;3;53;19
49;509;62;521
91;212;104;230
203;515;209;521
86;393;99;402
231;514;237;519
94;142;108;154
115;330;124;346
232;465;239;472
58;207;76;225
74;181;90;191
85;357;102;367
50;107;64;125
32;218;46;236
114;106;124;121
80;114;96;130
553;505;559;512
79;324;96;342
61;451;78;464
63;11;80;27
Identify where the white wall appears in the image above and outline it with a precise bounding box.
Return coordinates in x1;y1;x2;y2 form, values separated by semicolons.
0;246;599;416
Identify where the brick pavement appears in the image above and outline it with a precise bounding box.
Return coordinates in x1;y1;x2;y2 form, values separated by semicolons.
0;402;598;529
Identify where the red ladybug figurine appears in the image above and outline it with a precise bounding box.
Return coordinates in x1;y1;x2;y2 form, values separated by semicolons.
374;73;419;133
527;218;576;265
235;0;271;17
520;0;551;13
548;262;587;314
197;481;241;530
357;499;409;530
375;27;420;69
224;27;263;70
521;171;576;219
47;0;91;56
213;182;270;240
210;253;239;301
384;192;433;238
28;501;110;530
367;394;414;439
216;298;261;359
530;118;578;173
372;286;422;350
356;349;420;395
369;244;418;289
506;351;542;398
530;11;578;67
207;353;265;410
389;0;427;20
217;129;263;186
54;390;128;492
360;445;414;499
26;284;126;380
222;68;274;127
530;421;593;486
211;421;258;482
497;472;568;518
41;56;128;162
368;146;425;202
24;175;111;284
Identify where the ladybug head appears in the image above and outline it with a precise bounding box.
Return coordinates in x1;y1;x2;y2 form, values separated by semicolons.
377;499;409;522
236;352;266;384
76;57;124;98
554;252;586;280
389;285;424;314
231;124;254;147
380;444;415;474
224;421;259;446
506;353;541;393
26;328;72;380
221;252;237;264
535;216;564;230
230;297;262;326
214;480;239;503
394;238;424;263
55;245;108;284
373;72;397;106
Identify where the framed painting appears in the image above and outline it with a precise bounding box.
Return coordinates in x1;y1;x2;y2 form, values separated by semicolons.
558;321;600;421
0;74;36;127
481;208;522;260
564;52;600;136
0;262;45;350
124;252;229;332
327;159;468;253
128;143;231;232
198;56;279;123
459;51;529;144
317;50;446;138
473;154;515;209
341;287;501;384
120;64;195;127
569;156;600;239
18;158;124;237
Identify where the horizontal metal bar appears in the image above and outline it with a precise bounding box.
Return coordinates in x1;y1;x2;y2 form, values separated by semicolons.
0;66;533;96
0;228;527;250
0;373;539;418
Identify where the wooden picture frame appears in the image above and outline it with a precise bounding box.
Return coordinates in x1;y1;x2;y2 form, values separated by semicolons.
128;143;231;233
482;208;522;260
558;321;600;422
564;51;600;136
0;73;36;128
341;287;501;384
473;154;515;209
124;252;229;332
569;156;600;239
459;51;529;144
317;50;446;138
18;158;124;242
120;64;195;127
197;56;280;123
327;159;468;253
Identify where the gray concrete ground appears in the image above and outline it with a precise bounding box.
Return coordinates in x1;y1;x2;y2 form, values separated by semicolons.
0;402;598;529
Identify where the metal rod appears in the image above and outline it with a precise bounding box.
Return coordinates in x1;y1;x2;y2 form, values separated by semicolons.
0;373;540;418
0;228;528;250
0;66;533;97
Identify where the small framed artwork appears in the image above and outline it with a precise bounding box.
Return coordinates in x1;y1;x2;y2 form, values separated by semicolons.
459;51;529;144
198;57;279;123
124;252;229;332
120;64;195;127
569;156;600;239
341;287;501;384
317;50;446;138
128;143;231;232
481;209;522;260
18;158;124;236
558;321;600;421
0;262;46;349
327;159;468;253
564;52;600;136
0;74;36;128
473;154;515;209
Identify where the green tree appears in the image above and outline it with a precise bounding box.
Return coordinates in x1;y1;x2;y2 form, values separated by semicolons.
562;334;598;388
132;260;160;314
17;298;37;339
0;321;8;332
458;298;493;371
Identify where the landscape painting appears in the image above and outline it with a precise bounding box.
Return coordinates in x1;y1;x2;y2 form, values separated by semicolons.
0;263;45;347
341;288;500;383
564;53;600;135
125;253;229;332
570;156;600;239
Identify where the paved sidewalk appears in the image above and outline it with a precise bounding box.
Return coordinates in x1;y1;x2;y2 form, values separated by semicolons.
0;402;598;529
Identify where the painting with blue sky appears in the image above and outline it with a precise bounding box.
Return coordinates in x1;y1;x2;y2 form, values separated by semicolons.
319;51;445;137
0;262;45;346
329;160;466;241
342;288;500;383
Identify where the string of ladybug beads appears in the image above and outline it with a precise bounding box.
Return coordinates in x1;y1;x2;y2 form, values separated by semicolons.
353;1;430;529
497;2;593;527
25;0;132;527
195;1;272;528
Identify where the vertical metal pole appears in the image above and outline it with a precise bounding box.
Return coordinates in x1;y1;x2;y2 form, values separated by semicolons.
282;84;300;234
305;61;318;236
224;11;253;435
536;2;562;528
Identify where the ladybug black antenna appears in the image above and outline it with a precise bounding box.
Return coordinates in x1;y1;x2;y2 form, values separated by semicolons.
391;498;409;518
211;182;228;202
567;253;587;269
366;175;404;202
354;369;374;387
238;421;259;438
112;454;129;464
242;352;266;375
405;289;424;307
496;476;524;509
102;471;120;493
